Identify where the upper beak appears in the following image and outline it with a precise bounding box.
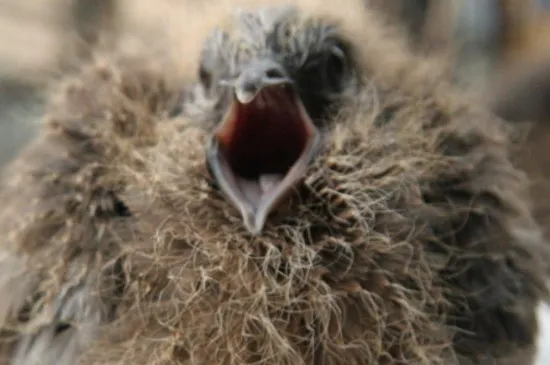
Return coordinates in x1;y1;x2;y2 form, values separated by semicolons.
205;60;321;235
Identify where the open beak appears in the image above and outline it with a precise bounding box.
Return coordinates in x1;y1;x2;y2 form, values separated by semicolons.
205;62;321;235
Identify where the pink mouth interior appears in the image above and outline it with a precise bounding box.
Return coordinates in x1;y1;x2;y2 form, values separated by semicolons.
215;87;312;203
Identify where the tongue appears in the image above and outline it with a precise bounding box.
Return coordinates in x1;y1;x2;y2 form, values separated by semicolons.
259;173;284;194
237;173;285;207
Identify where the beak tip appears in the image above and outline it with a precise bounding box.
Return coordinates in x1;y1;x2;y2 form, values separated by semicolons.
243;210;266;236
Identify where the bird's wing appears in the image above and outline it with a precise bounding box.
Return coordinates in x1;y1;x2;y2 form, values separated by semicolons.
0;54;180;365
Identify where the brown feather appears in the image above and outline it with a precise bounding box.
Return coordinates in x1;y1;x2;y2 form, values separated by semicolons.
0;1;548;365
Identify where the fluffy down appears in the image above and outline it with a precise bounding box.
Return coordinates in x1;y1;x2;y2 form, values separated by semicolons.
0;54;180;365
0;1;548;365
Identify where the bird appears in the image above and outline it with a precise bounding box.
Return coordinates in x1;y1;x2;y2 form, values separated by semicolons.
0;1;548;365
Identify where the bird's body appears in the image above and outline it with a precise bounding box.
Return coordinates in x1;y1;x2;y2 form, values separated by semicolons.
0;1;548;365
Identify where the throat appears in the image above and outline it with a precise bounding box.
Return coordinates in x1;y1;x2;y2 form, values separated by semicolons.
223;112;307;180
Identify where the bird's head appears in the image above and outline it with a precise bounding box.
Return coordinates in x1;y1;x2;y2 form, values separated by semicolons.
183;5;361;235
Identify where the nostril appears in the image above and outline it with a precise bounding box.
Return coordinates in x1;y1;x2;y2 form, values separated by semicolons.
240;80;259;94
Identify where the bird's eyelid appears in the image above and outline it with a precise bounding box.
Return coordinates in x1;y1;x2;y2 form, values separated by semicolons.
327;43;349;75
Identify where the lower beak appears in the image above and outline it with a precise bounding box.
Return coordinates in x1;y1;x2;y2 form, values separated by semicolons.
205;85;321;235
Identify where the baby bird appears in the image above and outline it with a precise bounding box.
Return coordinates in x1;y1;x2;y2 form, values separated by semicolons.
0;1;548;365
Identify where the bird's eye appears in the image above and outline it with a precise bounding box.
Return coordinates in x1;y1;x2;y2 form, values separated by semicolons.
322;44;349;91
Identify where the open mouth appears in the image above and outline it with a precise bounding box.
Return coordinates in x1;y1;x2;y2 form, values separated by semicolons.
206;84;321;235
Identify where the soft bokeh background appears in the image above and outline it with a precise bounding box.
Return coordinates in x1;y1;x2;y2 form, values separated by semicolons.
0;0;549;363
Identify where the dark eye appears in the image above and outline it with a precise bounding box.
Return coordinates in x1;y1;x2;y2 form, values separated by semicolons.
199;65;213;90
322;44;349;91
